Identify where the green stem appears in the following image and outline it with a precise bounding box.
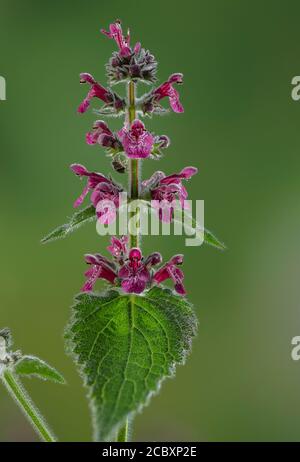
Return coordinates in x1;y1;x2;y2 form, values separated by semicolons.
1;369;56;442
122;81;141;441
127;80;140;250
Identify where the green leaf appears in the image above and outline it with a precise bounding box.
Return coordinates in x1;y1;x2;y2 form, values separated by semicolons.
203;227;226;250
146;202;226;250
15;356;65;384
173;214;226;250
172;207;226;250
65;287;197;441
41;205;96;244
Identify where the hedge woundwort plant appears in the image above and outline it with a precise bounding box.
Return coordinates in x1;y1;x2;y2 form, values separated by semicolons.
0;20;224;442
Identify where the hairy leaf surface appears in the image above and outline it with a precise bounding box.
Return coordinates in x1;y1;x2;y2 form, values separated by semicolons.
146;202;225;250
15;356;65;384
66;287;197;441
41;202;224;250
171;213;225;250
203;227;226;250
41;205;96;244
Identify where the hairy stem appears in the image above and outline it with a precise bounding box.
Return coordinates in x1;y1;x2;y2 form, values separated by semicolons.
120;81;142;441
128;80;140;249
1;369;56;442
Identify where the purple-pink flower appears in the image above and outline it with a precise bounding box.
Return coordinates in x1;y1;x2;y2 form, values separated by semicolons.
81;237;162;294
101;20;141;58
86;120;123;152
86;120;112;145
82;254;118;292
118;120;154;159
143;74;184;114
80;237;187;296
118;248;161;294
71;21;195;299
154;74;184;113
71;164;122;224
107;236;128;265
78;73;125;114
142;166;198;222
153;254;186;295
103;21;157;84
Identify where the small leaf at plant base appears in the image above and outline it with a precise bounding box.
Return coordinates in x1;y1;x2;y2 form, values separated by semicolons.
65;286;197;442
41;205;96;244
15;356;65;384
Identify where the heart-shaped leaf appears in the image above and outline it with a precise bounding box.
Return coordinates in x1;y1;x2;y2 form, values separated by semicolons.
65;287;197;441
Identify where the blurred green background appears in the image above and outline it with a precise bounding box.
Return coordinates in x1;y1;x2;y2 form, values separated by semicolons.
1;0;300;442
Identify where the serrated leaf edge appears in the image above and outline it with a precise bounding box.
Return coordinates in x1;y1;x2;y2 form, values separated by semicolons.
65;287;197;441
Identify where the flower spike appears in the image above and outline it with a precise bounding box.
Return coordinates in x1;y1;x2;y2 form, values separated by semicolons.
73;21;197;296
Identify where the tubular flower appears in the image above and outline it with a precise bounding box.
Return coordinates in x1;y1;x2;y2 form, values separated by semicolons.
71;164;122;224
101;20;140;58
82;254;118;292
81;241;186;296
81;240;162;294
142;74;184;114
107;236;128;265
86;120;123;152
118;248;162;294
153;254;186;295
142;166;198;222
78;73;125;114
118;120;154;159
